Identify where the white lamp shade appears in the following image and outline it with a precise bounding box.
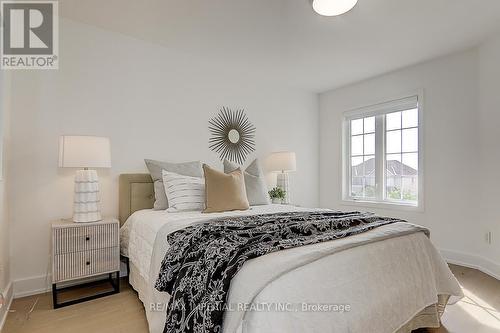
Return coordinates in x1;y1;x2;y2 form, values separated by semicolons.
268;151;297;172
59;136;111;168
312;0;358;16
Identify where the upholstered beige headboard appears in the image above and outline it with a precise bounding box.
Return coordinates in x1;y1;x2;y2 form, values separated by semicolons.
119;174;155;225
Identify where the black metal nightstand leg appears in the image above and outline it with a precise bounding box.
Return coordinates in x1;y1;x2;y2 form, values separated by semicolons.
52;271;121;309
52;283;59;309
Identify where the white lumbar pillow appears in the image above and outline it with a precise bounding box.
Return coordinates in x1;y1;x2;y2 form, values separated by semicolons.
162;170;205;212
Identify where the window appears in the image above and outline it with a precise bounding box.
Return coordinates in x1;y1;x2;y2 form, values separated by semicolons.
343;95;421;207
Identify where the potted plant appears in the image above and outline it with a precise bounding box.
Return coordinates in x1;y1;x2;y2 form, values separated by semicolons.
269;187;286;204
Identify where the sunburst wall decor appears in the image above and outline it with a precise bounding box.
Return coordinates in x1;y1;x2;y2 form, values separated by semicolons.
209;107;256;165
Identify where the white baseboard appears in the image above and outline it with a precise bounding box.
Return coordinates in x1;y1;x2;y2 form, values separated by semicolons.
13;274;51;298
440;248;500;280
0;281;13;331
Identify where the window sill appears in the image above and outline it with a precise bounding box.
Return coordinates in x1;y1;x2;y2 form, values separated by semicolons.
340;199;423;212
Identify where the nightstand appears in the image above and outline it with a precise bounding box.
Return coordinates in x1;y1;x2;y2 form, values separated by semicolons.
51;218;120;308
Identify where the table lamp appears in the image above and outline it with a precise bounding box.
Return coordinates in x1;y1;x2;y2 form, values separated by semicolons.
268;151;296;204
59;136;111;223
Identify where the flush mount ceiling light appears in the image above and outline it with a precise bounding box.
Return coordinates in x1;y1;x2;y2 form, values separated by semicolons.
312;0;358;16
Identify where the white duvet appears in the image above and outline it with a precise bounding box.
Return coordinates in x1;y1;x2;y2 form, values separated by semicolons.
120;205;463;333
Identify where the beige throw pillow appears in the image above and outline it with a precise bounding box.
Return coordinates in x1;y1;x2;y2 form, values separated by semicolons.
203;164;250;213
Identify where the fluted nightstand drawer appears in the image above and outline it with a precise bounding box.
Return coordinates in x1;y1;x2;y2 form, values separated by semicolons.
52;247;120;283
52;219;119;254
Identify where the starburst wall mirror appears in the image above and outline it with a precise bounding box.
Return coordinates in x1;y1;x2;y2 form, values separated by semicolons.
209;107;256;165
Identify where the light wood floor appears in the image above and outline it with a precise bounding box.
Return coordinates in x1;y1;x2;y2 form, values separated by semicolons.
2;265;499;333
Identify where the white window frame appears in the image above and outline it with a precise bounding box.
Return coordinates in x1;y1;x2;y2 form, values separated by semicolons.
341;92;424;211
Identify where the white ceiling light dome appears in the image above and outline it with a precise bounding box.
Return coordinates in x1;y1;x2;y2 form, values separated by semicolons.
312;0;358;16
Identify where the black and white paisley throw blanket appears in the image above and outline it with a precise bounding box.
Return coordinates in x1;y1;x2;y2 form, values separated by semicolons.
155;211;405;333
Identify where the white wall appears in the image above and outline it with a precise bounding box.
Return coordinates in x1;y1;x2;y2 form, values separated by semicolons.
0;71;12;326
8;19;319;296
477;33;500;270
320;48;499;278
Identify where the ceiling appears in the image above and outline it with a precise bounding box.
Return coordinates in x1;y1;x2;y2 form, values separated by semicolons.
60;0;500;92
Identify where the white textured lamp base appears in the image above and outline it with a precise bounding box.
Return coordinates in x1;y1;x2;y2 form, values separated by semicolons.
73;169;102;223
277;172;291;204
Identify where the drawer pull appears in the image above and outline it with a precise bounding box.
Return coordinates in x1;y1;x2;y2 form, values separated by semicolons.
85;236;90;241
86;261;90;266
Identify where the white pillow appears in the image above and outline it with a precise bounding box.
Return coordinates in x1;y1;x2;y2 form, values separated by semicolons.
162;170;205;212
224;159;270;206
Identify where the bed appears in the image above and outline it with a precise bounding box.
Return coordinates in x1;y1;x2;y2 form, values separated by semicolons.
118;174;463;333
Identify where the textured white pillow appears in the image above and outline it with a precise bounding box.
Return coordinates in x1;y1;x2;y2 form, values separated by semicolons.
162;170;205;212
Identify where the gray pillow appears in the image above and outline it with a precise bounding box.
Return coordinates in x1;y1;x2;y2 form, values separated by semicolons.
144;159;203;210
224;159;270;206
